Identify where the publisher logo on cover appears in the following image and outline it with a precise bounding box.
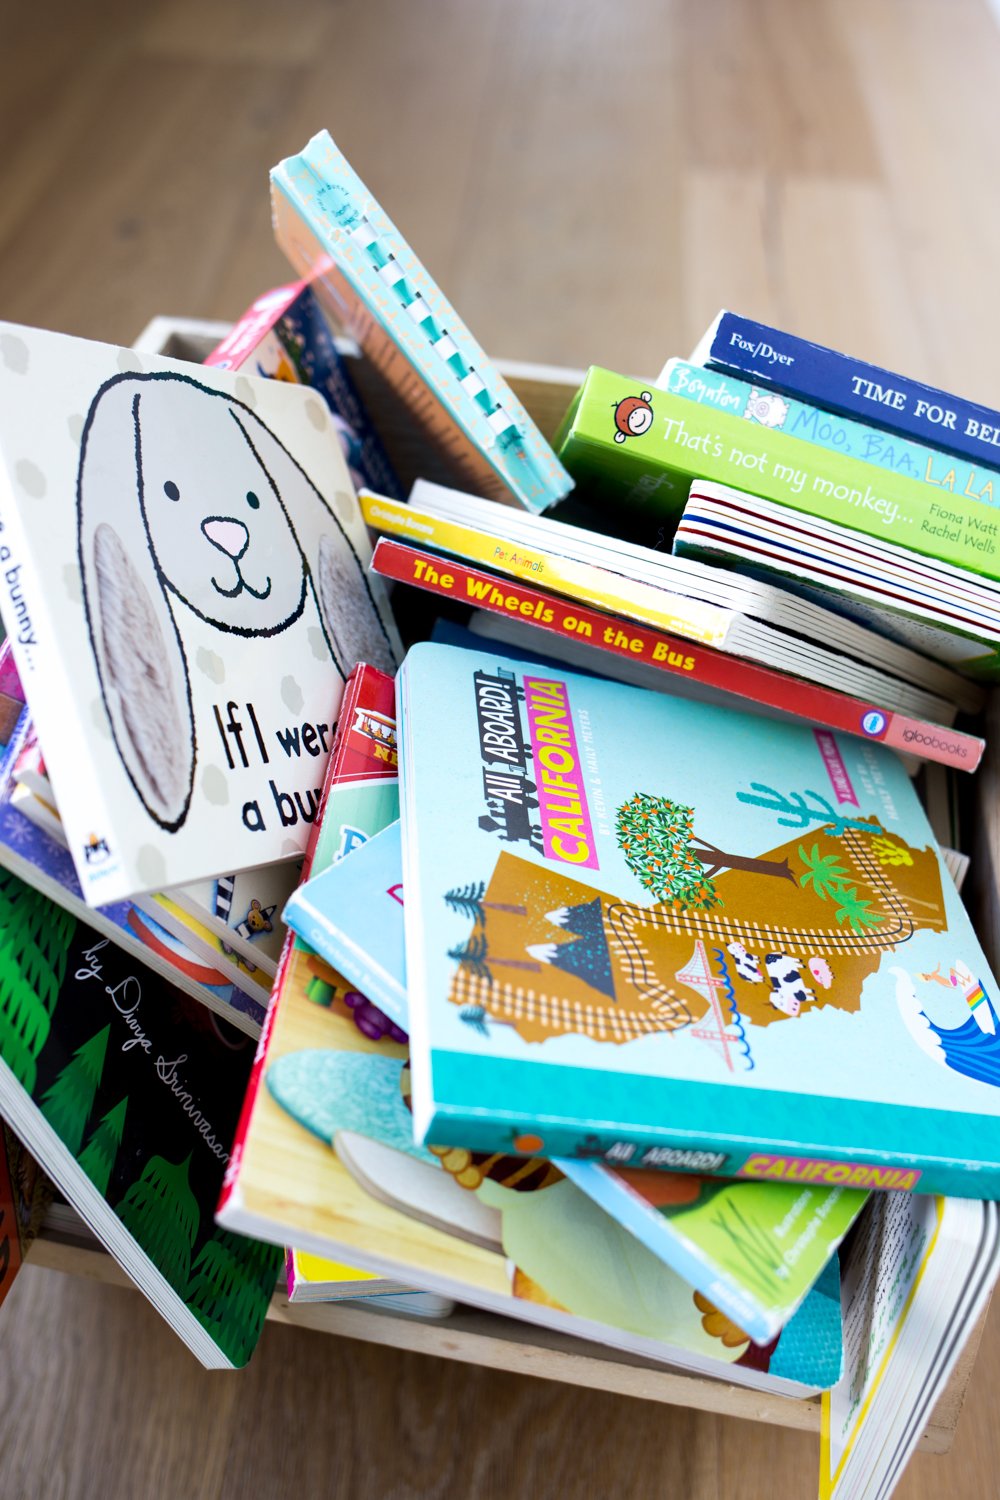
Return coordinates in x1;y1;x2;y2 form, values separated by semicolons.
861;711;887;737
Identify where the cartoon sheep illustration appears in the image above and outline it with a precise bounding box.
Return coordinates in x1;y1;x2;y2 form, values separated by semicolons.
77;371;398;833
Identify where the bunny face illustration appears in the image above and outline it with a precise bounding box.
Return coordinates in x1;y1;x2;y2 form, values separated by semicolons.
137;383;309;635
77;371;399;833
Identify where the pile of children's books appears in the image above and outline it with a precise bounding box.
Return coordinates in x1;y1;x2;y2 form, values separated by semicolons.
0;127;998;1495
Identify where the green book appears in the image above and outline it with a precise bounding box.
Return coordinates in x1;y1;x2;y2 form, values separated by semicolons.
554;366;1000;580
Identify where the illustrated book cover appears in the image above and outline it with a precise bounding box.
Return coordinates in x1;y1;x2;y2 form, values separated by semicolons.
218;895;843;1389
0;319;402;905
283;820;407;1031
282;805;864;1345
270;131;572;514
0;863;282;1368
397;641;1000;1197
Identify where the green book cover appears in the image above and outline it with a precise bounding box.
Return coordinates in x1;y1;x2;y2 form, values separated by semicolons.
554;367;1000;579
0;862;280;1367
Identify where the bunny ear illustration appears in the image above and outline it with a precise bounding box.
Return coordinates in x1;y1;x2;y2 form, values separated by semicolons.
77;374;195;832
238;408;401;678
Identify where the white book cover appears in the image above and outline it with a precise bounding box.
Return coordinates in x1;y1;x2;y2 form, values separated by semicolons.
0;321;402;904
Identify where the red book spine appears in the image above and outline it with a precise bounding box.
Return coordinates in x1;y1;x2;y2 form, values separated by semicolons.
371;537;984;772
217;663;396;1217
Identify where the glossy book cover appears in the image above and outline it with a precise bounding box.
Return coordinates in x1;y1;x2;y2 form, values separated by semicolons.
398;642;1000;1196
0;320;401;905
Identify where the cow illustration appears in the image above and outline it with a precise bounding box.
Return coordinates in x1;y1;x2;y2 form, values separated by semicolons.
764;953;815;1016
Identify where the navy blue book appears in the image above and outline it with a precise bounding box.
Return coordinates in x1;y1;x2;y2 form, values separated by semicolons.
693;311;1000;473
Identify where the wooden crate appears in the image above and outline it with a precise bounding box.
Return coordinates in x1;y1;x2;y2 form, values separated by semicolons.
25;318;995;1456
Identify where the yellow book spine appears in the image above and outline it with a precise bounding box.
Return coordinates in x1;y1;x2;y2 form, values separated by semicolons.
359;493;732;649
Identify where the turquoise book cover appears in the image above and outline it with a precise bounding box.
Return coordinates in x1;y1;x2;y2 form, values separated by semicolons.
398;642;1000;1197
283;821;407;1031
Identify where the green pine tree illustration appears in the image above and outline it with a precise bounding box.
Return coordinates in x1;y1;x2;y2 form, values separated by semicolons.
77;1097;128;1196
0;868;75;1091
187;1230;280;1367
116;1154;200;1292
39;1024;110;1157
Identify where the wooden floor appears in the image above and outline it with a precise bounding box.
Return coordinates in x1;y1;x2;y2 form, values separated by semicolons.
4;0;1000;1494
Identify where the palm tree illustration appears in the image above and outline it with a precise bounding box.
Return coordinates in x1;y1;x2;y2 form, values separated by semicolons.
444;882;527;924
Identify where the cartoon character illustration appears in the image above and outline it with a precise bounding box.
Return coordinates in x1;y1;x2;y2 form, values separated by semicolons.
744;389;789;429
727;941;763;984
612;391;654;443
808;957;834;990
77;371;398;831
236;898;276;942
894;965;1000;1086
763;953;815;1016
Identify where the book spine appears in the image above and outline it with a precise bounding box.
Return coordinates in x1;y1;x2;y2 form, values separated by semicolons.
271;136;572;513
703;311;1000;473
424;1111;989;1201
360;492;735;650
0;466;120;903
371;538;985;771
575;383;1000;579
217;664;394;1218
663;358;1000;510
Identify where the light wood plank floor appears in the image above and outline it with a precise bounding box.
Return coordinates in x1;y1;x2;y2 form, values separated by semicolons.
3;0;1000;1494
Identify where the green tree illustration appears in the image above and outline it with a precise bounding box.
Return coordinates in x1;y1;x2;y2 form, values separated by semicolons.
77;1097;128;1196
833;889;885;934
187;1230;280;1367
116;1154;200;1291
39;1024;110;1156
443;883;527;923
616;793;794;908
0;869;75;1091
798;844;853;898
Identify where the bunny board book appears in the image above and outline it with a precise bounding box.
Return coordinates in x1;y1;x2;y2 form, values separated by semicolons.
270;132;572;514
0;858;281;1368
397;642;1000;1198
0;320;403;906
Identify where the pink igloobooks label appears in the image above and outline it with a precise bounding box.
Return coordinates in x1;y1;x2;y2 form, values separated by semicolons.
523;676;599;870
880;715;981;769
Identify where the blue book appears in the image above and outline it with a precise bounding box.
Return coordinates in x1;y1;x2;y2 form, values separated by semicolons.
397;641;1000;1197
694;311;1000;473
660;357;1000;511
283;821;408;1031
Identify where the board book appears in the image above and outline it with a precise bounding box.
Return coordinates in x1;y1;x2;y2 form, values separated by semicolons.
285;1247;455;1317
658;356;1000;510
270;131;572;514
204;278;401;500
0;1122;51;1309
0;713;265;1036
675;479;1000;681
553;365;1000;579
359;482;978;724
14;733;296;979
397;640;1000;1197
284;820;408;1031
691;309;1000;476
371;535;984;772
281;808;862;1345
0;862;281;1368
217;971;843;1391
0;319;402;905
